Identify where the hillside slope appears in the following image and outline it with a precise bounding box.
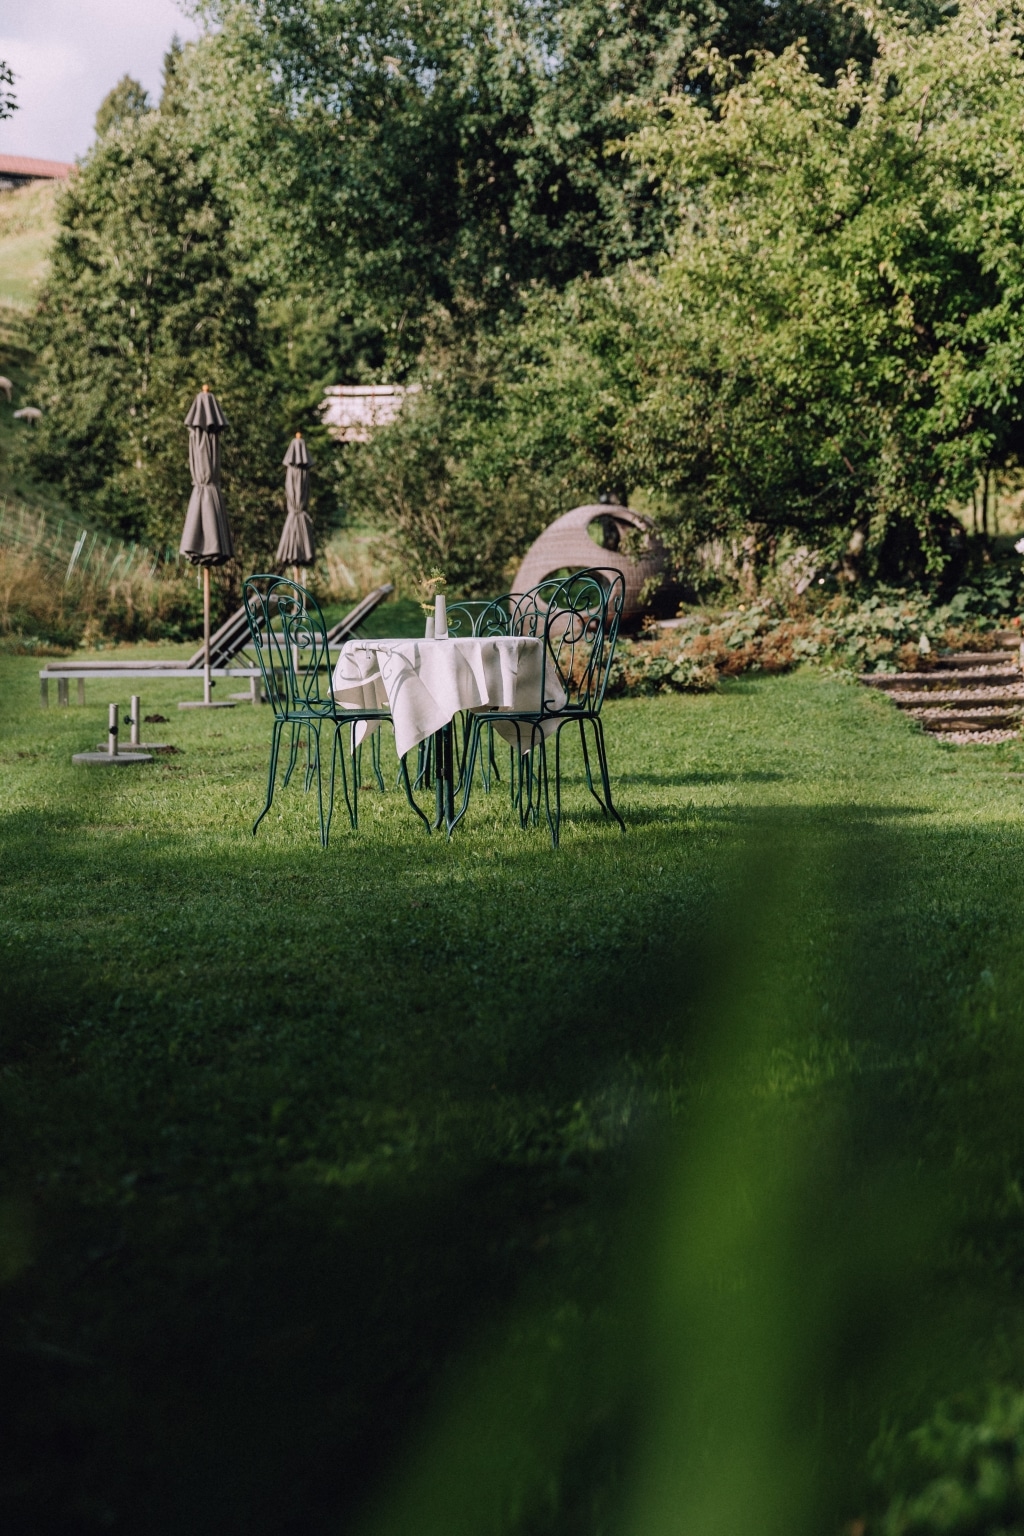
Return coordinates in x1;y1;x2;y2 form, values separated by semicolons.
0;178;59;310
0;181;64;507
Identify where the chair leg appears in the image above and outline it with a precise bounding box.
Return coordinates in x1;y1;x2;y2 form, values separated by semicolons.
578;718;605;811
414;737;432;791
520;726;542;830
509;741;520;811
312;724;331;848
532;728;546;829
333;724;356;831
304;721;318;794
453;713;467;790
399;753;433;833
478;719;491;793
550;727;564;848
253;719;284;836
371;728;386;792
516;738;531;828
591;717;625;833
348;722;360;830
448;718;482;835
579;717;609;817
282;721;301;787
487;725;501;788
523;734;541;829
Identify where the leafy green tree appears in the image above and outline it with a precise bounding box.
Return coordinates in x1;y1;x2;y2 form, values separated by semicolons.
447;2;1024;581
159;36;187;115
29;110;303;573
94;75;151;138
188;0;875;373
615;5;1024;572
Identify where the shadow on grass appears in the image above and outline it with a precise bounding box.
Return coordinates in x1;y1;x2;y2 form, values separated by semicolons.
3;805;1024;1532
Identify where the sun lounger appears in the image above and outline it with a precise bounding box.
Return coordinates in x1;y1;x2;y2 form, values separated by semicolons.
38;582;394;706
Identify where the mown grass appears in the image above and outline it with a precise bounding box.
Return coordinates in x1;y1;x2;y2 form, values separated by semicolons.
4;655;1024;1534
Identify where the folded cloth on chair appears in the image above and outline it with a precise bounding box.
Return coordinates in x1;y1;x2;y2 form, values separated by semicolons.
331;636;566;760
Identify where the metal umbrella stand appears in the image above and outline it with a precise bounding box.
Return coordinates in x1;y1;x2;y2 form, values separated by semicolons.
178;385;236;710
275;432;314;586
72;702;152;766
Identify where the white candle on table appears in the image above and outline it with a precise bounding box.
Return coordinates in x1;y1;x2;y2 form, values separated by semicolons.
435;594;448;638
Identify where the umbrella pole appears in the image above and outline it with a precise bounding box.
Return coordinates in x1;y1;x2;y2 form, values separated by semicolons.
203;566;212;705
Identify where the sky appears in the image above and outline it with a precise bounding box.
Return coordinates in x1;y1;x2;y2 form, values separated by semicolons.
0;0;203;164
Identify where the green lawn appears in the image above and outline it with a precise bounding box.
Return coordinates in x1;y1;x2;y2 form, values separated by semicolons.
4;657;1024;1534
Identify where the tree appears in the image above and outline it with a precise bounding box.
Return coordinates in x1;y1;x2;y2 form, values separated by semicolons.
0;60;15;120
160;36;187;115
29;110;302;574
358;0;1024;589
186;0;876;375
472;2;1024;579
94;75;150;138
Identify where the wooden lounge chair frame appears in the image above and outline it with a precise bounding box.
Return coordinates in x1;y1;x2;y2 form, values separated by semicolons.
38;582;394;707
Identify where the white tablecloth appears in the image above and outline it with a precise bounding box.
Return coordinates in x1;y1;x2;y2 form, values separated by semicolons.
331;636;566;760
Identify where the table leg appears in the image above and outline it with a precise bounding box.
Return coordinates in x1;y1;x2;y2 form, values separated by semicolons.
433;727;444;830
444;725;456;830
433;724;457;834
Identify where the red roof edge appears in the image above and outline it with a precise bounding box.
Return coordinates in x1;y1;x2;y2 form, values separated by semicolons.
0;155;73;180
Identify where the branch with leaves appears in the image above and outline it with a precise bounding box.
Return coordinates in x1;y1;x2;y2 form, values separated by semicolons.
0;60;16;122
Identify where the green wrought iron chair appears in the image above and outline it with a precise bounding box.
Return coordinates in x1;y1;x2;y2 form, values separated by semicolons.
243;575;429;846
451;568;626;848
436;596;518;791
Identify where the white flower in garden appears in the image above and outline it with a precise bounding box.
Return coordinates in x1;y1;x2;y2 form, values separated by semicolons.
1015;537;1024;554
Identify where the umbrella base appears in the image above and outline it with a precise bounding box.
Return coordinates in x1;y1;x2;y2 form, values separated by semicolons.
96;742;173;752
73;752;153;766
178;700;236;709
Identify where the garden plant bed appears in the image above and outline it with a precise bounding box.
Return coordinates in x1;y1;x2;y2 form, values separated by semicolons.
610;596;1018;698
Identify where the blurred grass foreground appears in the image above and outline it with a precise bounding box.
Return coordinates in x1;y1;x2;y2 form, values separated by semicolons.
4;654;1024;1533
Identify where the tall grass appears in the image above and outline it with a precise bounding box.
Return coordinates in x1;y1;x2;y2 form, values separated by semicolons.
0;497;206;650
0;545;202;652
320;524;406;601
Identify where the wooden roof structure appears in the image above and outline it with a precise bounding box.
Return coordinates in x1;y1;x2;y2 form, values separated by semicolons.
0;154;73;185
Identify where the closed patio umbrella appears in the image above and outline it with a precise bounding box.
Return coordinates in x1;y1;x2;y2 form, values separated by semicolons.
276;431;314;583
179;385;234;709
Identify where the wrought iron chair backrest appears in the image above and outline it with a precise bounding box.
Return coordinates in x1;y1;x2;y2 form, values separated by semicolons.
446;570;623;712
445;596;515;638
243;575;335;717
509;568;625;716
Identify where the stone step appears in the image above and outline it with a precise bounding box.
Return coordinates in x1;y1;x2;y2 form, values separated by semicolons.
891;688;1024;708
907;707;1022;731
935;651;1017;669
862;668;1021;689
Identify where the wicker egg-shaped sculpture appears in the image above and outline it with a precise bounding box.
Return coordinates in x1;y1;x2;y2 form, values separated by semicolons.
512;503;668;627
